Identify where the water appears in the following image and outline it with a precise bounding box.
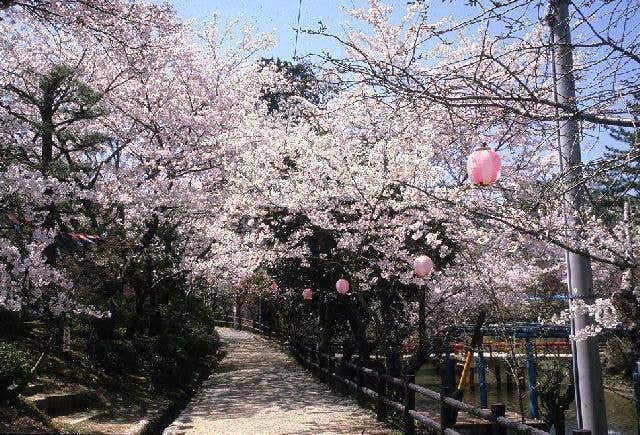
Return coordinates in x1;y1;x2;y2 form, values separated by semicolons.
415;362;638;434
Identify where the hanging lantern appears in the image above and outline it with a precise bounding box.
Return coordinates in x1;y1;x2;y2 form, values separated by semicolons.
413;255;434;278
336;278;350;295
467;143;501;186
302;288;313;300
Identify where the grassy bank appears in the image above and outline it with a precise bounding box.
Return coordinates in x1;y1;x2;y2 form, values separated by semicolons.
1;299;223;434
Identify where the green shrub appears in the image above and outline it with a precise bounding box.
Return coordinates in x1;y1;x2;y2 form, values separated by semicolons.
159;298;217;339
603;338;633;376
158;297;220;361
0;342;31;396
91;298;220;393
92;339;139;374
137;334;195;392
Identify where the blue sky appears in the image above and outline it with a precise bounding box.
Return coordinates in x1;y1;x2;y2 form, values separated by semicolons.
158;1;473;61
162;0;370;60
155;1;629;160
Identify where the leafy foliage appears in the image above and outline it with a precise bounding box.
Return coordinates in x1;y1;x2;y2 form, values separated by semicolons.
0;342;31;398
92;339;140;375
91;298;220;392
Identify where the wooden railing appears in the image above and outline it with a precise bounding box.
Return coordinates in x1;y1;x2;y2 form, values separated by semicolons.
214;317;589;435
213;316;273;337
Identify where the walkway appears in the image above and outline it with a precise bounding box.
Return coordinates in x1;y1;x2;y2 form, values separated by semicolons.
163;327;394;435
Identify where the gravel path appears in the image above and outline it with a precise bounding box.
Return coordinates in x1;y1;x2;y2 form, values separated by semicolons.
163;327;395;435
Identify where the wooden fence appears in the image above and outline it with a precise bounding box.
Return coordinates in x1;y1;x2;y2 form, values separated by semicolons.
214;317;589;435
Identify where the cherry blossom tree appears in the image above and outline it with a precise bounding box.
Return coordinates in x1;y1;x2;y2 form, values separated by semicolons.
1;0;635;393
0;0;280;329
203;2;638;385
298;0;636;337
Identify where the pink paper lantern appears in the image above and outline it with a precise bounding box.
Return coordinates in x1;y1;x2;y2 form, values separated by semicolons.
413;255;434;278
467;143;501;186
336;278;350;295
302;288;313;300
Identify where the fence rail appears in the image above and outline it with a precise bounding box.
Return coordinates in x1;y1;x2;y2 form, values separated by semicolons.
214;317;587;435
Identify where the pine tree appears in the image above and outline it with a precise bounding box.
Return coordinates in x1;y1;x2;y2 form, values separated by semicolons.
590;94;639;223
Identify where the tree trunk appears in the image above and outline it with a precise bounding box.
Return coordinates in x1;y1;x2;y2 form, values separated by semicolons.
40;91;58;266
386;348;402;377
418;284;426;348
318;301;335;353
39;99;54;174
345;303;370;363
234;295;243;329
148;287;161;335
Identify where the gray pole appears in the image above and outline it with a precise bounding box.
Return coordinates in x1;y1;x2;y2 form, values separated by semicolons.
547;1;608;432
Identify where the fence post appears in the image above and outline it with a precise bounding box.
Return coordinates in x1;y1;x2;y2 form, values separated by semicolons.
317;350;324;381
633;358;640;425
233;306;239;329
478;342;488;408
356;363;365;405
376;368;387;422
328;355;335;388
491;404;506;435
336;356;344;390
441;347;454;430
494;360;502;391
525;337;539;419
403;374;416;435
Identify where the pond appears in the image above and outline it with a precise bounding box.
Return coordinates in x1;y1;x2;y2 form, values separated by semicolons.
415;362;638;434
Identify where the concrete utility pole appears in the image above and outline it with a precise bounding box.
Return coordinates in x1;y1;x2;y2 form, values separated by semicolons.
547;1;608;432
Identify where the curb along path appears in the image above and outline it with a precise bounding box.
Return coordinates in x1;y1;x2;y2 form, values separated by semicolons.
163;327;395;434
